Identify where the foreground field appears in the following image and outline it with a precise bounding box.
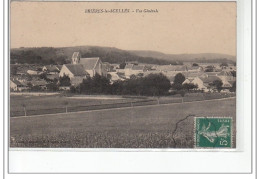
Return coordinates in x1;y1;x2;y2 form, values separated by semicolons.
10;98;236;148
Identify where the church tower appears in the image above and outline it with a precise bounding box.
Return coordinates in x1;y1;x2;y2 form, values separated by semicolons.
72;52;81;64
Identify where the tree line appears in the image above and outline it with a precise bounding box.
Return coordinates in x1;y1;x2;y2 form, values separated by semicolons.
26;72;236;95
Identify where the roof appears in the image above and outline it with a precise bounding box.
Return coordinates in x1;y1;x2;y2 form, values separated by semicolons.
199;76;221;83
156;65;187;72
125;64;134;69
187;66;201;70
46;74;59;80
80;58;99;70
183;79;193;83
228;80;236;85
30;80;47;86
218;71;233;76
132;65;145;71
72;52;80;59
44;65;60;72
205;72;220;76
64;64;87;76
11;79;23;86
184;72;206;78
56;65;63;71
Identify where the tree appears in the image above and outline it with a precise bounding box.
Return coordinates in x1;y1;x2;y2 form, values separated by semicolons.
231;70;236;77
107;73;112;80
46;82;59;91
182;83;198;91
230;81;236;92
220;62;228;67
79;74;110;94
172;73;185;90
174;73;185;84
141;73;171;96
10;66;18;75
70;86;77;93
59;75;71;86
211;80;223;92
119;62;126;69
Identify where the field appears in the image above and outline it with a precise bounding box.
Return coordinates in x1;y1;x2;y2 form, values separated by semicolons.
10;92;235;117
10;98;236;148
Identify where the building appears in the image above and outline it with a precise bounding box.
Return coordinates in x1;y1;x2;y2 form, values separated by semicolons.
10;79;28;91
191;76;222;92
71;52;107;77
27;70;38;75
125;64;145;78
59;64;87;86
59;52;107;86
42;65;61;74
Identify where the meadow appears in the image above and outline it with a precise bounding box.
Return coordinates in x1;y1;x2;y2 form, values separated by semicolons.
10;98;236;148
10;92;235;117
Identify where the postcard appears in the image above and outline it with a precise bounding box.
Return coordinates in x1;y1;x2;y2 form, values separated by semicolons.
9;1;238;149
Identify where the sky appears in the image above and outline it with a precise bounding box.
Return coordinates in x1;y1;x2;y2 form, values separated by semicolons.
11;2;236;55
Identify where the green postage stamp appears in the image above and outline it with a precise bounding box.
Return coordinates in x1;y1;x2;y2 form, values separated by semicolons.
194;117;232;148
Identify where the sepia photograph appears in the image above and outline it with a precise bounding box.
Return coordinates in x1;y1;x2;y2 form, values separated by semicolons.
10;1;237;148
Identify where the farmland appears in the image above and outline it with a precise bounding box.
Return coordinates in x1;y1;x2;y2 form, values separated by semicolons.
10;98;236;148
10;92;235;117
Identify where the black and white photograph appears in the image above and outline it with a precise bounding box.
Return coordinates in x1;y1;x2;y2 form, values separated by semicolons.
9;1;237;149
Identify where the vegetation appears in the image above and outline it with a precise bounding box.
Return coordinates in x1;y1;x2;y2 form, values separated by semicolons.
10;46;173;65
220;62;228;67
10;98;236;148
211;80;223;92
70;73;171;96
59;75;71;86
230;81;236;92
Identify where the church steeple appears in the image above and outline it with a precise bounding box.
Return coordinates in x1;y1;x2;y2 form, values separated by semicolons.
72;52;81;64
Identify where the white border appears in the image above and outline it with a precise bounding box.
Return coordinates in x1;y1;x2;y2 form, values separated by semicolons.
4;0;254;175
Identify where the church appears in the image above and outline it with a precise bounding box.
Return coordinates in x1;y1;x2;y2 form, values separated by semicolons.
59;52;107;86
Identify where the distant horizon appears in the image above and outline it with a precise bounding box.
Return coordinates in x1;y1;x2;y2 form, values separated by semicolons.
11;45;236;57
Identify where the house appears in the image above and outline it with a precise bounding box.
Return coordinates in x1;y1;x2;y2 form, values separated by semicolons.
42;65;61;74
186;66;203;72
30;79;48;89
59;64;87;86
191;76;222;92
182;78;194;85
217;71;236;81
108;72;125;83
156;65;187;73
27;70;38;75
111;64;120;71
103;62;113;72
10;79;28;91
125;64;145;78
46;74;59;81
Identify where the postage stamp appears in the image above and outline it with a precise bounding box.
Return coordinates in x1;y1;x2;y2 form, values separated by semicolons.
194;117;232;148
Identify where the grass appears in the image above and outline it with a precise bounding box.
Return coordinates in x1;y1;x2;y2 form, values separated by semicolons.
10;94;151;117
10;93;235;117
10;98;236;148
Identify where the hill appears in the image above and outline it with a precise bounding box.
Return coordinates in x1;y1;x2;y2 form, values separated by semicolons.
130;50;236;63
10;46;174;65
10;46;236;65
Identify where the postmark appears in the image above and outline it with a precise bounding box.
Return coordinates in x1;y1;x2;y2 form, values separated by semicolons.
194;117;232;148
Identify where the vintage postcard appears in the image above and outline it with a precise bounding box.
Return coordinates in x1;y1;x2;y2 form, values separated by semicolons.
10;1;237;149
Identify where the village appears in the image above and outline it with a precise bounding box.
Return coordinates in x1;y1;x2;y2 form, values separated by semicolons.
10;51;236;94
